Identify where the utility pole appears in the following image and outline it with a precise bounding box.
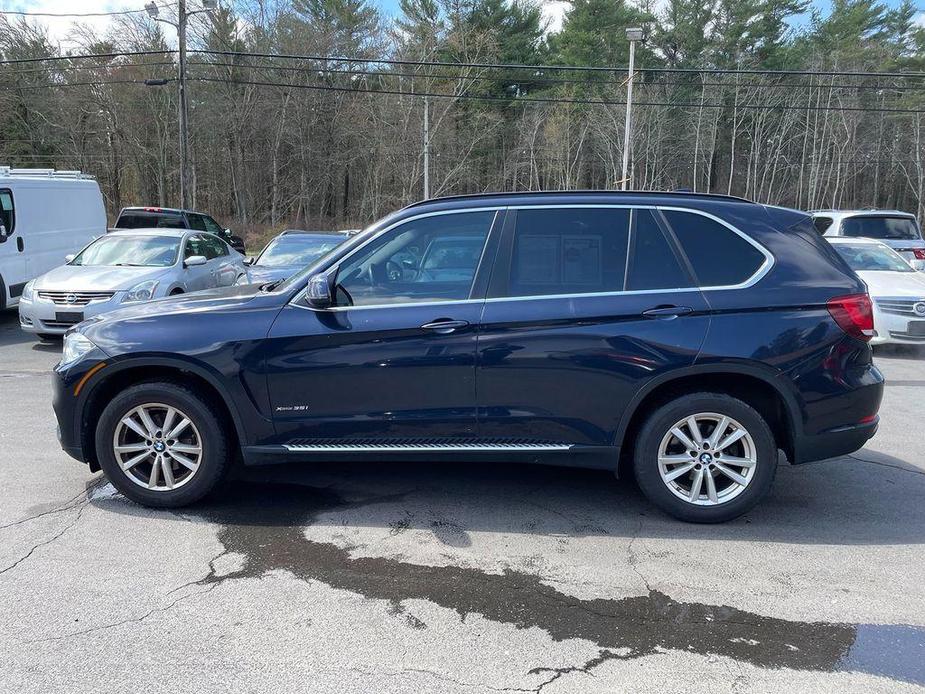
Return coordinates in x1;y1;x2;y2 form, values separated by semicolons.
145;0;216;209
622;27;645;191
423;95;430;200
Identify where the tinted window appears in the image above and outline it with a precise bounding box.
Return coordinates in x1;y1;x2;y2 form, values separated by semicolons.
116;212;186;229
508;208;630;297
841;216;920;240
0;189;14;235
201;215;225;235
187;214;207;231
813;216;833;234
663;210;766;287
626;210;690;290
335;211;495;307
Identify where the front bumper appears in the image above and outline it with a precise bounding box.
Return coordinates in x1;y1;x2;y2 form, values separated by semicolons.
872;302;925;345
19;293;124;335
52;355;109;467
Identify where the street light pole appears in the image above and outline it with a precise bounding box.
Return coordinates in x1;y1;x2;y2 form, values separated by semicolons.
621;27;644;191
145;0;216;209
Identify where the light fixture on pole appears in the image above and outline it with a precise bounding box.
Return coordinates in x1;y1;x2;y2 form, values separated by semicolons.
621;26;645;191
144;0;217;209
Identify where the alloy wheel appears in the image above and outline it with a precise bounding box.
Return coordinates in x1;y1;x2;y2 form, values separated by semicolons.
111;402;203;491
656;412;757;506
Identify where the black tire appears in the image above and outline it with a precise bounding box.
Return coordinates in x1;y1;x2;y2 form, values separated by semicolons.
633;392;777;523
36;333;60;343
94;381;231;508
169;289;184;296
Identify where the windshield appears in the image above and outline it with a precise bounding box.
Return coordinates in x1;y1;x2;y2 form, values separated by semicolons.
832;243;914;272
257;235;344;268
841;216;921;240
71;235;180;267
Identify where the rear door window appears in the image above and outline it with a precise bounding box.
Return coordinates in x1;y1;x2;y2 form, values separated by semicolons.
506;208;630;297
625;209;692;290
662;210;767;287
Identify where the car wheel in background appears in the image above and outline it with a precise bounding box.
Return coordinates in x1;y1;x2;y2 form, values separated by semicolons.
633;392;777;523
94;381;231;507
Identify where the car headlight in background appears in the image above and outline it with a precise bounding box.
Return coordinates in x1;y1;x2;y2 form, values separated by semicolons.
60;333;97;368
21;279;34;301
122;279;159;303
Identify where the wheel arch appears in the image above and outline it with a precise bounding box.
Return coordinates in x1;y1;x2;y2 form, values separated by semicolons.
615;364;799;477
78;358;246;472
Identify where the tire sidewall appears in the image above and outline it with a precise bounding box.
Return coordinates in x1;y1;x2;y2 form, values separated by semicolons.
634;393;777;523
95;382;228;507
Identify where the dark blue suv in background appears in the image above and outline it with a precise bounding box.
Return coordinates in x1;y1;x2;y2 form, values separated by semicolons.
52;192;884;522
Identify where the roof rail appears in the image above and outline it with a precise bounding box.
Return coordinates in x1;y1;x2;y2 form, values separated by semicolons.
0;166;94;180
402;189;755;210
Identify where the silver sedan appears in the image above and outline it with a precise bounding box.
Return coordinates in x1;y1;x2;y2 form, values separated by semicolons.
19;228;246;340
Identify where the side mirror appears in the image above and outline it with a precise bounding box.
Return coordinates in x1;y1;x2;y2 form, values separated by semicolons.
224;228;233;237
244;257;255;265
304;272;334;309
65;254;75;263
185;255;207;267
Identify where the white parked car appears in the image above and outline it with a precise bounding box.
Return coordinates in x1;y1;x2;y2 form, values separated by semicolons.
19;229;246;340
0;167;106;311
827;237;925;345
812;209;925;270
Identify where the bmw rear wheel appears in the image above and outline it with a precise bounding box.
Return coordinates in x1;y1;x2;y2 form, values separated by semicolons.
634;393;777;523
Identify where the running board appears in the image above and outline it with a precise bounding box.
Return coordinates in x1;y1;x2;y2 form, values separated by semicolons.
281;442;573;452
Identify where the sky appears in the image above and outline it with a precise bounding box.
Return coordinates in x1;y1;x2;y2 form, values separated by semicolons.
2;0;922;50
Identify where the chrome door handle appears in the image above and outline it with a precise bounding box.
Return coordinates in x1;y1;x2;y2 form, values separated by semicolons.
421;319;470;334
642;306;694;319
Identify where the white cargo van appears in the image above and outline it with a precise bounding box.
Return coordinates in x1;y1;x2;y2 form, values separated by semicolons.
0;168;107;310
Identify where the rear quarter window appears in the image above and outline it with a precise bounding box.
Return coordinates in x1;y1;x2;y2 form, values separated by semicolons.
662;210;767;287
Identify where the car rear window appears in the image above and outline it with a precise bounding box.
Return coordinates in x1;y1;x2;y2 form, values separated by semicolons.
662;210;767;287
116;212;185;229
840;216;921;240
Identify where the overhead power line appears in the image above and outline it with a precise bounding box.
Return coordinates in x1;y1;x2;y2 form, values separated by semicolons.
188;75;925;114
192;49;925;80
4;49;925;81
0;50;173;65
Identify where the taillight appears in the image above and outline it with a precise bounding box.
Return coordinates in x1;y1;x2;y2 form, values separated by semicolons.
827;294;875;342
913;249;925;260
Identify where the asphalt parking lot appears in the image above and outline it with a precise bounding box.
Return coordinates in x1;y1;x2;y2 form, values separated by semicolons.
1;309;924;693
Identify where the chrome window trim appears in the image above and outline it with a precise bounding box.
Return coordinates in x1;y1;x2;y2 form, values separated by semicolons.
292;203;775;311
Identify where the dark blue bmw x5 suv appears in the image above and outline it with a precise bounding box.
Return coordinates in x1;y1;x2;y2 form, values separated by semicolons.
52;191;884;522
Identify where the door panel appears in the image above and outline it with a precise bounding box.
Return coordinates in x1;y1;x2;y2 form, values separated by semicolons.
476;206;711;447
265;302;484;442
264;208;503;445
182;234;212;291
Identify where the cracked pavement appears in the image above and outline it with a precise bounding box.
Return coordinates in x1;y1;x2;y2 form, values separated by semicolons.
2;311;925;693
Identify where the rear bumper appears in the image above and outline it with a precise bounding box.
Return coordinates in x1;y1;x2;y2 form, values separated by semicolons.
794;418;879;464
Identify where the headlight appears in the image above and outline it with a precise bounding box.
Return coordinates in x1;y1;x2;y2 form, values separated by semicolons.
60;333;97;368
122;279;159;303
21;279;35;301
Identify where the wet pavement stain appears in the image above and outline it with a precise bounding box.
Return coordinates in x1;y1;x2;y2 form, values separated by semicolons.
176;481;925;686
